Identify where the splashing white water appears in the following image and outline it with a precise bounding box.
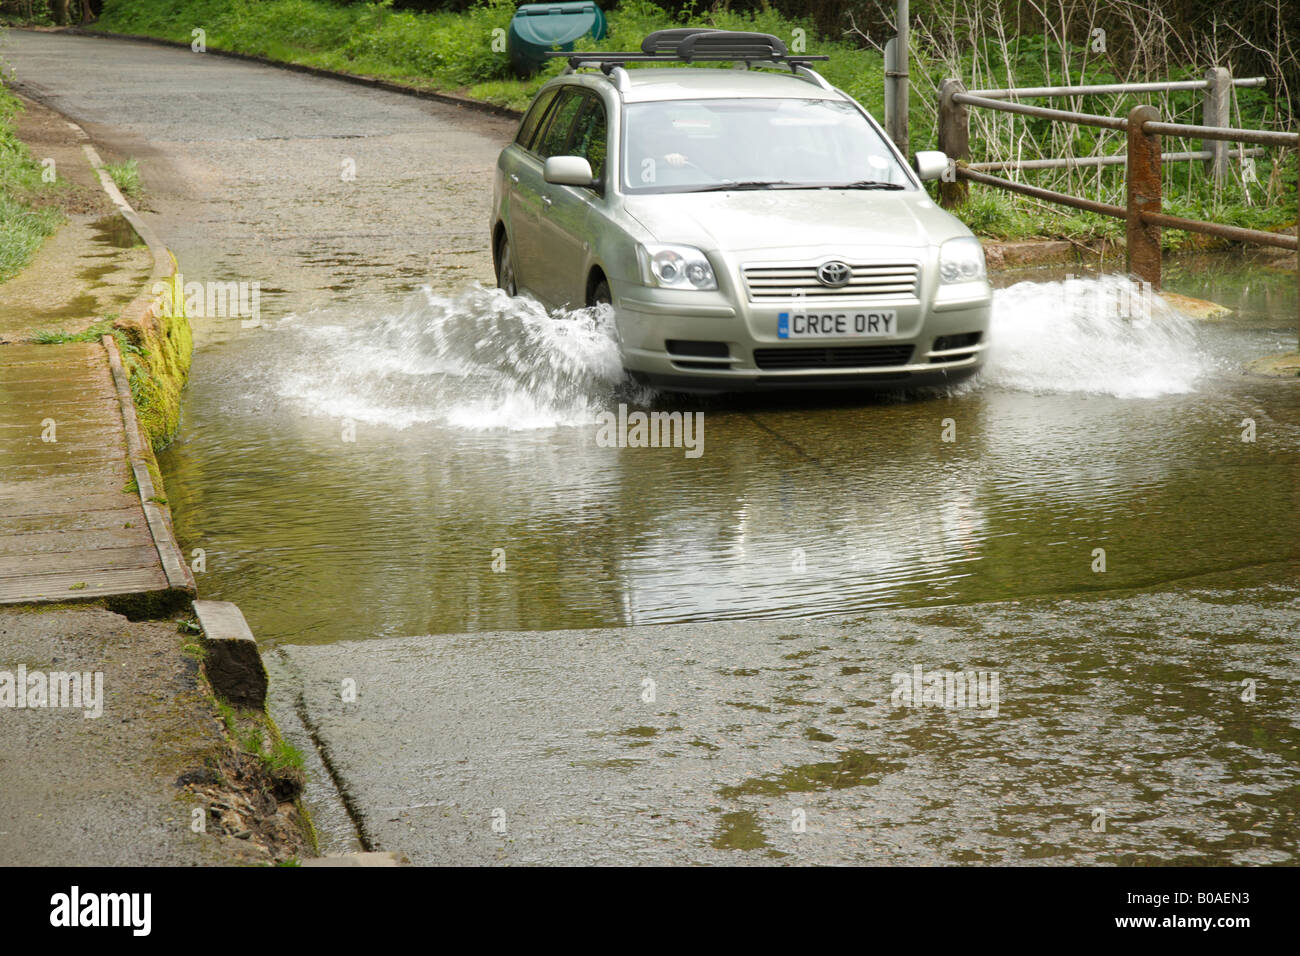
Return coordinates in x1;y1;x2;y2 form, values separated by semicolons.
275;284;633;430
984;275;1211;398
271;276;1209;429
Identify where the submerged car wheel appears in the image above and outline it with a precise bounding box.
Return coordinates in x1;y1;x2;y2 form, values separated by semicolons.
589;278;611;307
496;235;517;296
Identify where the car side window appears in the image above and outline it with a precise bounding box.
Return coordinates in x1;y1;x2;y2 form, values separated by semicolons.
535;89;586;160
567;96;608;185
515;88;558;152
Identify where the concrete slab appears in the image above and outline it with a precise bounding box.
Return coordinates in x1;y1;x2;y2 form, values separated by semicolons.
194;600;268;708
0;605;283;866
271;572;1300;866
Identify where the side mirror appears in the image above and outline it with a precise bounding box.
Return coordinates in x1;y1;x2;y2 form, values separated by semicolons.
543;156;595;187
913;150;949;182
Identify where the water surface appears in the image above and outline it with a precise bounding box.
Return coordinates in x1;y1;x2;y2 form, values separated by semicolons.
159;254;1300;644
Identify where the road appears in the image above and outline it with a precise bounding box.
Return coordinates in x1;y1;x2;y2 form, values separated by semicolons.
4;30;1298;865
269;572;1300;865
2;30;515;329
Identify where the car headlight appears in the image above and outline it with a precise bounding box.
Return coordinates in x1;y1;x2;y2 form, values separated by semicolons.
637;243;717;290
938;237;987;284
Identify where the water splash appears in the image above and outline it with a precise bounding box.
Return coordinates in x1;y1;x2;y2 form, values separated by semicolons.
275;284;634;429
272;276;1211;427
984;275;1211;398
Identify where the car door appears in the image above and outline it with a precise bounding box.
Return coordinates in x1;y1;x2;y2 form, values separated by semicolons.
514;88;586;302
534;92;609;308
500;88;558;294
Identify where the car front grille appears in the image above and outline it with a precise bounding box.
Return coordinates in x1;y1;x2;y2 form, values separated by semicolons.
743;262;920;301
753;345;915;370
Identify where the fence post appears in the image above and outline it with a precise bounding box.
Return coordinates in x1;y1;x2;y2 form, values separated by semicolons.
938;79;969;208
1126;104;1163;290
1202;66;1231;184
885;38;899;148
895;0;910;158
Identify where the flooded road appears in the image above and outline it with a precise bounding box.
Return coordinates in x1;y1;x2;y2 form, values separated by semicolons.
158;258;1300;642
5;31;1297;865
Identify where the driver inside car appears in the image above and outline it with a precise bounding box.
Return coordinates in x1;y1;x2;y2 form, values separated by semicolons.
630;113;698;182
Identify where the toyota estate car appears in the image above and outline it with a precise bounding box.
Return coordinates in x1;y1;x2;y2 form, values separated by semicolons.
490;29;991;392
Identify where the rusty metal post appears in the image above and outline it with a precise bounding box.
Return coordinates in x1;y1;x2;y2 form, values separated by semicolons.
938;79;969;208
1126;104;1163;290
1202;67;1231;185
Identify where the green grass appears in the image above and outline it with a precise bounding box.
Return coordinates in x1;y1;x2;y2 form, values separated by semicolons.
268;738;306;774
95;0;1298;247
31;314;138;364
96;0;886;113
104;158;142;200
214;697;308;777
0;80;62;283
30;317;117;344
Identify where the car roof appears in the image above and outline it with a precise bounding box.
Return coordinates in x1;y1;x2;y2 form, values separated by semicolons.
560;67;844;104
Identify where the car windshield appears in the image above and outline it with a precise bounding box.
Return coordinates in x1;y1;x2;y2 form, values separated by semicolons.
621;97;913;194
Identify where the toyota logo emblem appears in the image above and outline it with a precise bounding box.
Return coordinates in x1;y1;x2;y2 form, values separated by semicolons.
816;260;852;288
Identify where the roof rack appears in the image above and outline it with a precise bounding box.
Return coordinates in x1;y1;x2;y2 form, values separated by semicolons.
641;28;720;56
549;29;830;72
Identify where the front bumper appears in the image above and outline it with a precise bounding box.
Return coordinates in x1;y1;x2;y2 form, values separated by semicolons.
628;362;984;393
613;283;992;394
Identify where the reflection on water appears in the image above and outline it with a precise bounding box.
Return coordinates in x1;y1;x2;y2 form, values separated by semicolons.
159;267;1300;644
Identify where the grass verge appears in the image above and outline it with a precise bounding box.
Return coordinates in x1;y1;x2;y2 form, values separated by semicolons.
104;158;142;200
0;79;62;282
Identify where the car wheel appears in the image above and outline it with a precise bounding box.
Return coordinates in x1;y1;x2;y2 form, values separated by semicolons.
496;235;517;296
589;278;611;307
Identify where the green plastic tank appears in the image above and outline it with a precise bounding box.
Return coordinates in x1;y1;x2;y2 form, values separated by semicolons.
507;2;608;78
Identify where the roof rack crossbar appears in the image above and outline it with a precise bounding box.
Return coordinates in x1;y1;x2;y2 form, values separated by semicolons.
546;29;828;70
551;52;830;67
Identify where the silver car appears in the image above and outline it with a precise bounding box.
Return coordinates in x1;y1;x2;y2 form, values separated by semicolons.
490;30;991;392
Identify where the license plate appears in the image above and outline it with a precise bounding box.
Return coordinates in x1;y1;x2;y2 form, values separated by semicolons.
778;310;897;339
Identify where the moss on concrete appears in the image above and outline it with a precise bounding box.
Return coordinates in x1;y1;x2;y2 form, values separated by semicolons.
114;254;193;452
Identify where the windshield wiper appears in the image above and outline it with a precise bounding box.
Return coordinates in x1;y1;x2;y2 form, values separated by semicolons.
687;181;799;192
687;179;906;192
823;180;906;190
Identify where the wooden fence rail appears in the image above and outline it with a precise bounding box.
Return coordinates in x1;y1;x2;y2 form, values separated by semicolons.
937;74;1300;344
